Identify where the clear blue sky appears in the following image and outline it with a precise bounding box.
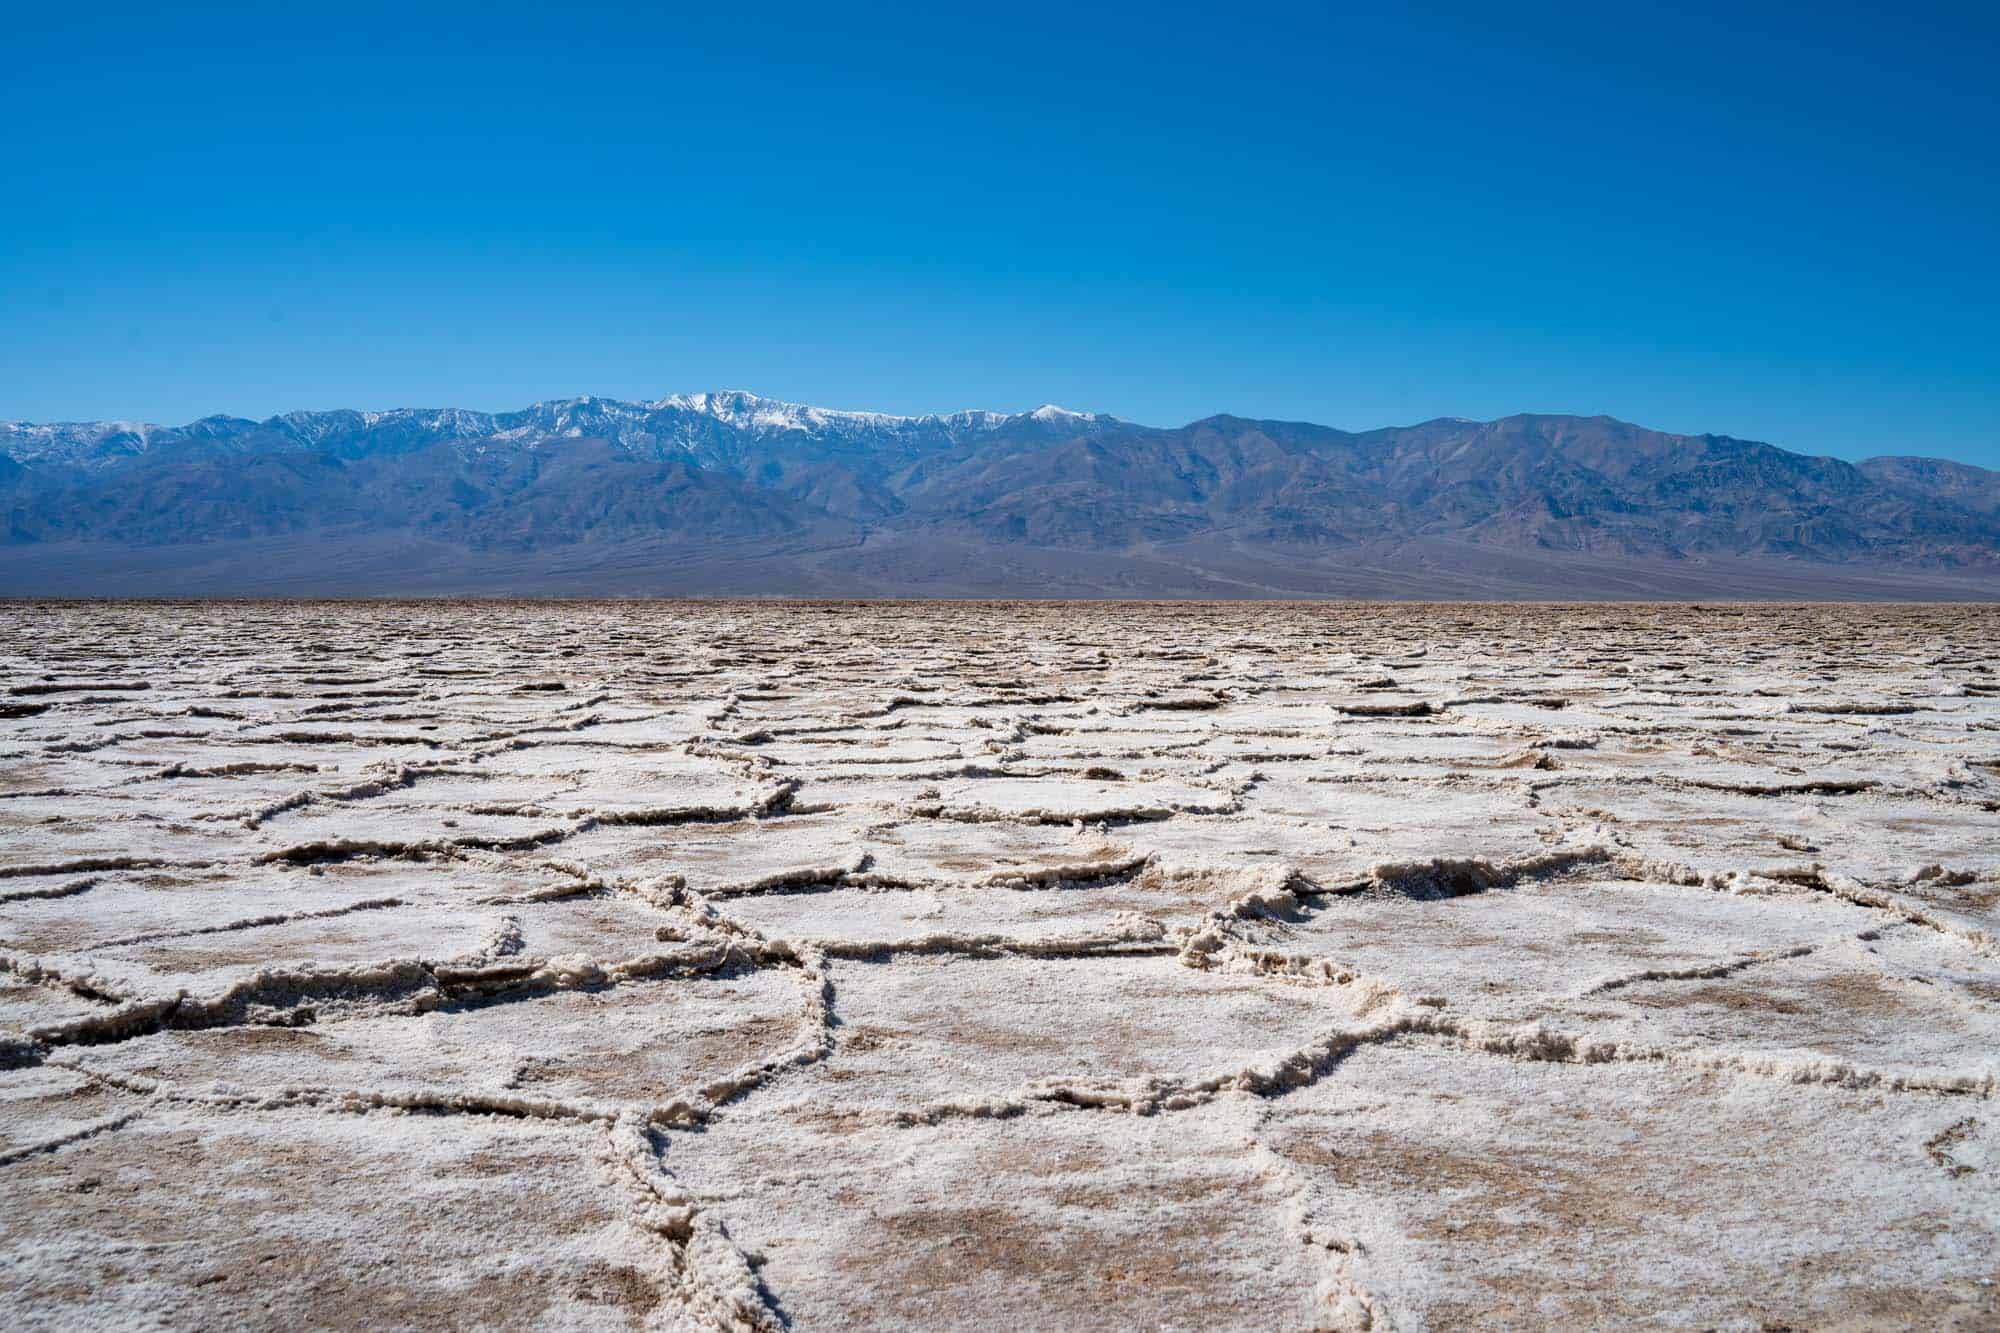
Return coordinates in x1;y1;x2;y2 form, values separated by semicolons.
4;2;1996;465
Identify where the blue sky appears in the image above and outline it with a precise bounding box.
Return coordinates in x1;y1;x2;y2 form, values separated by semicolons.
4;2;1996;465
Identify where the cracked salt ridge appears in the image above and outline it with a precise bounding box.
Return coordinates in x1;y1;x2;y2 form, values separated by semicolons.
0;953;131;1007
0;877;98;905
700;850;1158;900
0;856;181;880
809;923;1175;963
8;681;151;697
1718;863;2000;956
0;1106;148;1167
906;775;1257;826
605;1113;787;1331
140;759;322;780
12;936;773;1058
1577;944;1817;995
1246;1117;1394;1330
1786;700;1926;715
1325;836;1996;959
238;761;477;828
245;782;802;867
79;895;407;951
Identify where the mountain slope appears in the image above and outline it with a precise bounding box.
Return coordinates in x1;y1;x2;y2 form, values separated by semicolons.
2;393;1995;597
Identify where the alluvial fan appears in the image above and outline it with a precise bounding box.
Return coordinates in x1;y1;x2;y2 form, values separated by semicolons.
1;600;1997;1329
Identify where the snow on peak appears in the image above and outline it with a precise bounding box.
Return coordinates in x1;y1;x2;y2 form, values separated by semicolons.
1;390;1123;470
655;390;912;434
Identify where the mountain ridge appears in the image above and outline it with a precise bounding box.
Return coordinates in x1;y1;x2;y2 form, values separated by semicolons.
0;391;1128;471
2;391;1995;598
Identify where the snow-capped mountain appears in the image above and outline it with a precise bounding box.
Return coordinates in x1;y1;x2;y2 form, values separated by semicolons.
0;391;1121;471
2;392;1996;597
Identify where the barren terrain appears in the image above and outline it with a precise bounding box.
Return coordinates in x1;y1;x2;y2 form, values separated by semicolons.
1;600;1996;1330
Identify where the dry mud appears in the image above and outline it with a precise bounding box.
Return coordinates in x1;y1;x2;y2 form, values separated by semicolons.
1;599;1997;1330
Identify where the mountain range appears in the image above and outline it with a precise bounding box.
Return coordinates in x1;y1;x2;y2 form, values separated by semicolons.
2;391;1996;598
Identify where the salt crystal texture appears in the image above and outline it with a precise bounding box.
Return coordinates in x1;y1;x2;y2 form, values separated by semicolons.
1;600;1996;1329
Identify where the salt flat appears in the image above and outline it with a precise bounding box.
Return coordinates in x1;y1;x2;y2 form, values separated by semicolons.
1;600;1996;1330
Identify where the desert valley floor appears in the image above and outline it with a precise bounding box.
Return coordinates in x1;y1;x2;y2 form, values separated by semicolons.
1;600;1996;1330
